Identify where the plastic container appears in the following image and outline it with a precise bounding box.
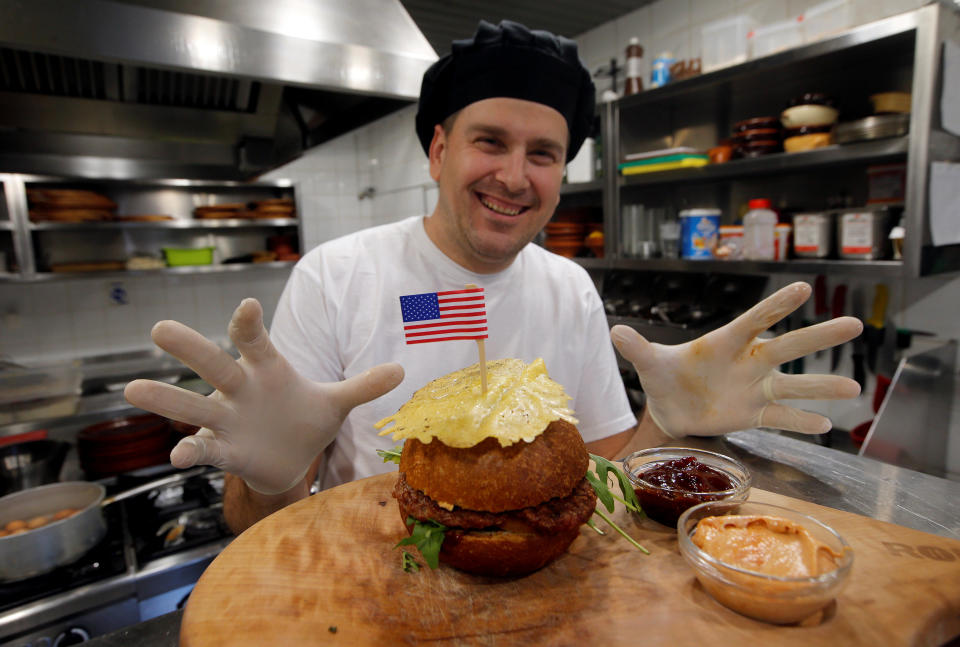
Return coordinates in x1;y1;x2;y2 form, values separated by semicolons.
659;220;681;258
839;208;892;259
774;223;793;260
679;209;721;259
742;198;778;260
793;212;833;258
716;225;744;260
678;500;853;624
650;51;674;88
162;247;215;267
803;0;853;43
750;17;803;59
702;15;758;73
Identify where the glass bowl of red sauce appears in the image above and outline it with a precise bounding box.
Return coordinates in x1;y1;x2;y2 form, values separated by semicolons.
621;447;751;527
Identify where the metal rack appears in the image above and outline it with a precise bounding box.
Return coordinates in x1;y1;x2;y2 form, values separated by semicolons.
587;3;960;278
0;173;300;280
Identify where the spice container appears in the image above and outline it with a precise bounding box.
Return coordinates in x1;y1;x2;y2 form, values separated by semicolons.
838;207;892;259
793;212;833;258
679;208;720;259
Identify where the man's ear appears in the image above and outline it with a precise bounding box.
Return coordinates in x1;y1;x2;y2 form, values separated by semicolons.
428;124;446;181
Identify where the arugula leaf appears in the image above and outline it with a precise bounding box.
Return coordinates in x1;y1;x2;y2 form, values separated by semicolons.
396;517;447;570
586;453;649;554
585;470;615;512
590;453;643;514
376;445;403;465
400;550;420;573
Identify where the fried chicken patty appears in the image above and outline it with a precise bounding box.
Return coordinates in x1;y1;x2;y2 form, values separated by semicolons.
393;472;597;535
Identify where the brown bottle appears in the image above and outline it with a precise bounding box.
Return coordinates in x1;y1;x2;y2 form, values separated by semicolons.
625;37;644;96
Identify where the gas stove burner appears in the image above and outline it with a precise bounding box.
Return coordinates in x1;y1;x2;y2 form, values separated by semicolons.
157;504;227;548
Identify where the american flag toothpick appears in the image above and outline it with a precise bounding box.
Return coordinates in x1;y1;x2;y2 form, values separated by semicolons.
399;285;488;393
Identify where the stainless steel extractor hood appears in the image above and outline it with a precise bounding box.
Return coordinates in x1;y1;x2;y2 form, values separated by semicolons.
0;0;438;179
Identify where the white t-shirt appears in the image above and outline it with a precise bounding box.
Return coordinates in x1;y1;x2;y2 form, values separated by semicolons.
270;216;636;490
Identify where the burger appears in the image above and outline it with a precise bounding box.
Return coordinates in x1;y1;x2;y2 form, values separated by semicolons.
375;358;597;577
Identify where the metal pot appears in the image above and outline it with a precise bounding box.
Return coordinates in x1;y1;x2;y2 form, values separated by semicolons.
0;439;69;495
0;467;206;581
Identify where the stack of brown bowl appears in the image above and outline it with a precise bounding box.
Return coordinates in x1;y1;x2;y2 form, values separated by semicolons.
194;203;246;219
730;117;783;158
27;189;117;222
77;414;174;479
250;198;296;218
543;221;585;257
781;93;838;153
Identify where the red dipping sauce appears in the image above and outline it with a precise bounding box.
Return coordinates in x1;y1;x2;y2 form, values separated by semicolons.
632;456;739;527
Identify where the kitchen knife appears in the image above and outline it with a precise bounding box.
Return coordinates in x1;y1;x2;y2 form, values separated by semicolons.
813;274;828;357
830;283;848;372
864;283;889;374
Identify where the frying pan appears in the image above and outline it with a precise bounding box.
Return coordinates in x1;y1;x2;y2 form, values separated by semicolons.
0;467;208;581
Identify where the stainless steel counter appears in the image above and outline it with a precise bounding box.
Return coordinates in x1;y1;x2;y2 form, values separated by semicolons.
83;429;960;646
681;430;960;540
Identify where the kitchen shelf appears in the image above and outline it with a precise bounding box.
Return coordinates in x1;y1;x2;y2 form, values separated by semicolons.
561;180;603;195
596;4;960;278
17;260;295;282
619;137;909;187
2;173;302;279
574;257;903;277
617;11;919;111
28;218;299;230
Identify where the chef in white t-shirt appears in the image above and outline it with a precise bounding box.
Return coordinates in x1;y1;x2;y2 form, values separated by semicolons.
125;20;863;534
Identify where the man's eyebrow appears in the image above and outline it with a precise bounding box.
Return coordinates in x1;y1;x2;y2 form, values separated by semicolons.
465;123;566;155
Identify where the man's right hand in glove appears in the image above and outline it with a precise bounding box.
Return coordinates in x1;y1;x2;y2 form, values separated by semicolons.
124;298;404;505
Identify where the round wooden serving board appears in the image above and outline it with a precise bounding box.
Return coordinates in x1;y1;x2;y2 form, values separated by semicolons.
181;473;960;646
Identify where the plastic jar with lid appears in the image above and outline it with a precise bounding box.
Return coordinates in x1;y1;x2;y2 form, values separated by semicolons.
743;198;778;260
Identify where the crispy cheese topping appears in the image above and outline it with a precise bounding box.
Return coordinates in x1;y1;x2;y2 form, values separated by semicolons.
374;358;577;448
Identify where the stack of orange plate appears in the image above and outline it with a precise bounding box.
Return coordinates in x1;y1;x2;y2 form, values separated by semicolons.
194;203;247;219
543;221;585;257
27;189;117;222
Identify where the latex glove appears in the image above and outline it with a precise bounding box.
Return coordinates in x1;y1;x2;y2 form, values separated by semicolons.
611;282;862;438
124;298;404;494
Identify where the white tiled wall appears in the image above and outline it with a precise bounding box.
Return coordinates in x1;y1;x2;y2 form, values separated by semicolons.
260;104;433;253
0;272;288;364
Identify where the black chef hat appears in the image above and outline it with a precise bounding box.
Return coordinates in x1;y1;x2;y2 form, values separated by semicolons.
415;20;595;163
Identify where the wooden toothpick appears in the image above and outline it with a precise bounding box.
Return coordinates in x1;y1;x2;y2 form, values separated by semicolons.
466;283;487;395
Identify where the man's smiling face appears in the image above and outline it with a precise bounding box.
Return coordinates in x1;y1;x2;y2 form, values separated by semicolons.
424;97;568;273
